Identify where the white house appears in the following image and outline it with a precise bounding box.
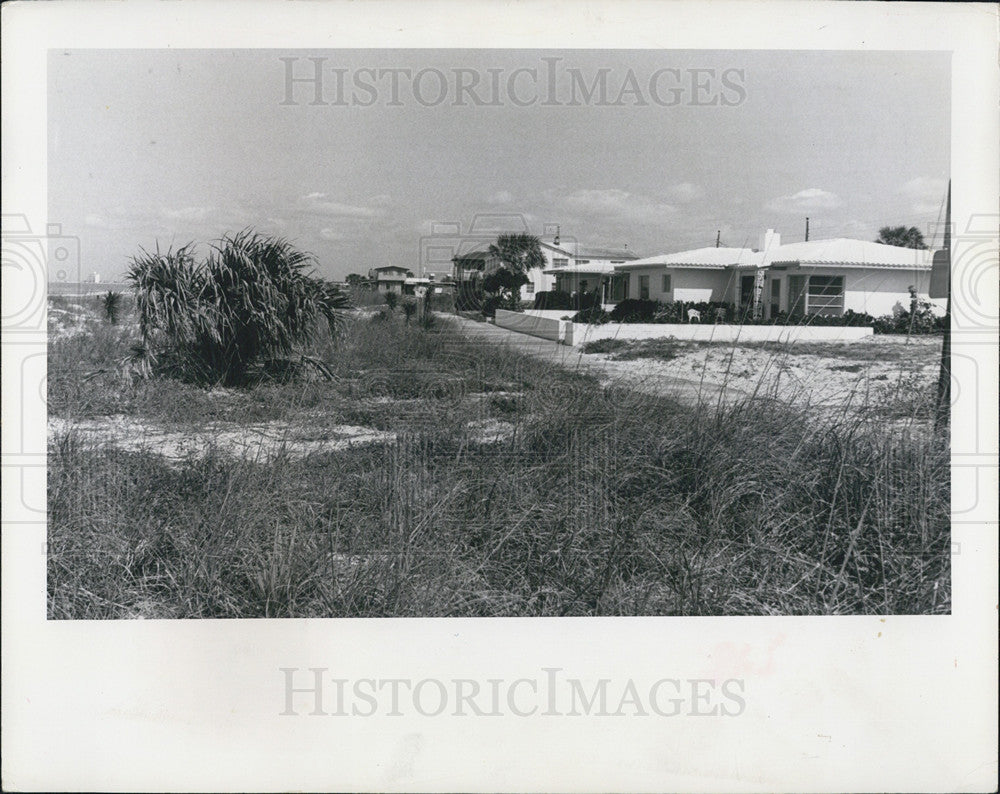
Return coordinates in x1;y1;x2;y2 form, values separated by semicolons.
614;246;757;305
613;229;942;318
452;242;559;303
760;237;941;318
543;244;640;302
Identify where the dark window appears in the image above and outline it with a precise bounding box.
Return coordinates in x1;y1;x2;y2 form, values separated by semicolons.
807;276;845;315
639;275;650;300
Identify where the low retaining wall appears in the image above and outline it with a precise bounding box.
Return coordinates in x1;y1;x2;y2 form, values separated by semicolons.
524;309;577;321
495;309;567;342
565;322;873;346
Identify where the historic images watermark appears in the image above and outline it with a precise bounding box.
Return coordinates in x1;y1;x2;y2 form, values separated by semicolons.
279;56;747;108
280;667;747;717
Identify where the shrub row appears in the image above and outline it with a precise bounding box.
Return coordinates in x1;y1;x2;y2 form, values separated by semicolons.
569;298;945;333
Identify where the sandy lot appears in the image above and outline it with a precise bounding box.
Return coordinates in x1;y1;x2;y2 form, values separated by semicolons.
585;336;941;407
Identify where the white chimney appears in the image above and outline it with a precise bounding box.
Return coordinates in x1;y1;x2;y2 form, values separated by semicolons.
758;229;780;253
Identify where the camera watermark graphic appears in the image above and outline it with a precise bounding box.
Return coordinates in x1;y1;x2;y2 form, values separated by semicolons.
279;56;747;109
2;214;81;333
280;668;746;718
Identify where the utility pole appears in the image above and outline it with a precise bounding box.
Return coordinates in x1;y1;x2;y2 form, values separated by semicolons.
805;217;810;242
715;230;721;248
934;181;951;432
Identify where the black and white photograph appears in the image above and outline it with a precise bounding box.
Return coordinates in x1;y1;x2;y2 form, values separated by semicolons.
3;2;997;791
43;47;958;619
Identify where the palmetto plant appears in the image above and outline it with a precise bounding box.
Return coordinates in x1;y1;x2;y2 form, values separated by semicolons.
102;290;123;325
127;230;350;385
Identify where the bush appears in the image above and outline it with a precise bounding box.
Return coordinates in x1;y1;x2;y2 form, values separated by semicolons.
533;290;574;310
608;299;663;323
480;295;503;318
102;290;122;325
383;291;399;311
572;306;610;324
400;295;418;324
127;230;350;386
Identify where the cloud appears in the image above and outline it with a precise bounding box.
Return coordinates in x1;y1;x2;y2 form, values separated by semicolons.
663;182;704;204
900;177;947;215
487;190;514;205
160;206;216;222
766;188;843;214
319;228;346;241
84;213;108;228
299;193;384;219
561;188;678;225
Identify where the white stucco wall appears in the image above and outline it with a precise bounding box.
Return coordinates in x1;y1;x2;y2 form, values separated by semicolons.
495;309;566;342
565;322;873;346
624;267;734;302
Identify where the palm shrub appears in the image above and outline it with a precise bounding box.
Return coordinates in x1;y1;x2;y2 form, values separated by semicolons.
102;290;122;325
401;294;419;324
127;230;350;385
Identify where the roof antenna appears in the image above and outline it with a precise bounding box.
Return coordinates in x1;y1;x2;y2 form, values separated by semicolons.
715;230;721;248
805;217;810;242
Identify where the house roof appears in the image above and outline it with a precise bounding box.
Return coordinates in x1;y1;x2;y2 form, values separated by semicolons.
617;246;759;270
372;265;410;273
543;261;619;276
574;247;640;261
452;248;494;263
767;239;933;269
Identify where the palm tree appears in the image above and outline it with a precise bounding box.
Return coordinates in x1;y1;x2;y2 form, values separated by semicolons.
485;233;544;308
876;226;928;249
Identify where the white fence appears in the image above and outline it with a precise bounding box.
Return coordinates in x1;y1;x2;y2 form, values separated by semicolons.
495;309;567;342
565;322;873;346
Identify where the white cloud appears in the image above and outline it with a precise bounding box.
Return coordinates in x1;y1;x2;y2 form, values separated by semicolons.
766;188;843;214
900;177;947;215
663;182;704;204
160;206;218;223
299;193;383;219
487;190;514;205
561;188;678;224
84;213;108;228
319;228;346;241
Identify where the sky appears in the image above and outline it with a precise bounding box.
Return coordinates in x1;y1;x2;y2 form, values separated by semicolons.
49;49;950;281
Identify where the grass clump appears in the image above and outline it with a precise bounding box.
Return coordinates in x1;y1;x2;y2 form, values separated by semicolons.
127;229;349;386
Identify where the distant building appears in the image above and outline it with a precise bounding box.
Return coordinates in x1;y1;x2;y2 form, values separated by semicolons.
369;265;412;295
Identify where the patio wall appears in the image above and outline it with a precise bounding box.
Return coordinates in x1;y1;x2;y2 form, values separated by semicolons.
495;309;567;342
564;322;873;346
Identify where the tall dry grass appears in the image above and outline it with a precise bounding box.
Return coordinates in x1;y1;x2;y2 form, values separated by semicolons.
48;302;950;617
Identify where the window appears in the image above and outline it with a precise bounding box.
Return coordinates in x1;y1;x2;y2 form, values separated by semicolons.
611;260;625;264
576;259;590;265
788;275;844;317
769;278;781;318
525;283;535;294
553;257;569;267
610;274;629;302
661;274;672;294
807;276;845;315
639;275;650;300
